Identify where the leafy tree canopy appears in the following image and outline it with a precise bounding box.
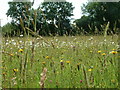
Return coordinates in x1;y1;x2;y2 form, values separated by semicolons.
40;2;74;35
75;2;120;34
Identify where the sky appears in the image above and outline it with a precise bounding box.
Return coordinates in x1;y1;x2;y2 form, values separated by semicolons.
0;0;88;26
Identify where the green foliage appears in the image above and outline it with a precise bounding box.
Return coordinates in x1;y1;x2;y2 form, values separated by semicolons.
2;23;19;37
27;2;74;36
40;2;74;36
6;2;33;35
7;2;32;24
6;1;120;36
2;36;118;88
6;1;74;36
75;2;120;34
74;15;94;34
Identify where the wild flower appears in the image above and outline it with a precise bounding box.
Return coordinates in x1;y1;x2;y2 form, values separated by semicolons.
111;42;115;44
104;39;106;42
13;69;18;72
66;61;70;64
18;49;23;52
37;38;40;40
88;69;92;72
20;34;23;37
110;51;117;54
11;39;15;42
112;49;116;51
42;62;46;64
80;80;83;83
45;56;51;59
101;53;106;56
19;41;22;43
90;66;94;69
10;53;14;56
60;60;64;65
98;50;102;53
71;45;75;48
60;60;64;69
6;42;9;45
60;60;63;62
12;42;16;45
49;80;52;83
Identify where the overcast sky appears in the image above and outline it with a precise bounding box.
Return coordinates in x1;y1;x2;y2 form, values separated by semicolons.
0;0;88;26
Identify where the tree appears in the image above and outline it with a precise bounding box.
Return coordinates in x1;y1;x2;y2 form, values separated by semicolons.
75;2;120;34
2;23;19;36
6;1;33;35
6;1;75;36
74;15;94;34
40;2;74;35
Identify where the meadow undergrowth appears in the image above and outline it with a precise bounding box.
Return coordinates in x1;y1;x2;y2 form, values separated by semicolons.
2;35;119;88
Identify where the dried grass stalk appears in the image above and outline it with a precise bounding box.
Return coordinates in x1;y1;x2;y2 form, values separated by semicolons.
31;40;35;67
40;68;47;88
82;65;89;88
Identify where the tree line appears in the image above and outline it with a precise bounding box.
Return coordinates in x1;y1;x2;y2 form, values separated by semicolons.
2;1;120;37
74;2;120;35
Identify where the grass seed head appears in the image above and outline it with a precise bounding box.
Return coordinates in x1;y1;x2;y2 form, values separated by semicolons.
40;68;47;88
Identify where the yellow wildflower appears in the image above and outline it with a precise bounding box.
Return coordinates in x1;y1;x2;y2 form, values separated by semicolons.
88;69;92;72
110;51;117;54
13;69;18;72
66;61;70;64
18;49;23;52
112;49;116;51
42;62;46;64
45;56;51;59
10;54;14;56
60;60;63;62
98;50;102;53
101;53;106;56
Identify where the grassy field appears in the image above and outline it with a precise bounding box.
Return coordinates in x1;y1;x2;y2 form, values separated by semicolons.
2;35;119;88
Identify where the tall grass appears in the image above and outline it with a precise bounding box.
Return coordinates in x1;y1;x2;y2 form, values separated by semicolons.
1;3;119;88
2;35;118;88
